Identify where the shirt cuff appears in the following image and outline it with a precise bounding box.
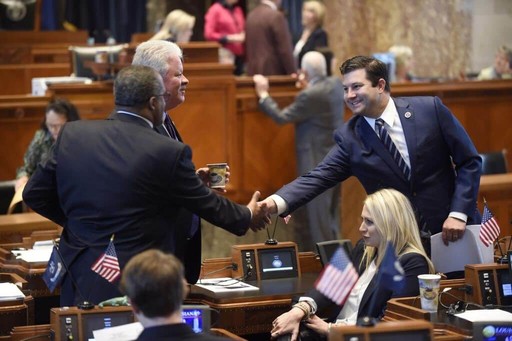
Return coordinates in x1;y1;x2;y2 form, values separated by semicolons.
258;92;270;103
298;297;317;314
449;212;467;222
269;194;288;215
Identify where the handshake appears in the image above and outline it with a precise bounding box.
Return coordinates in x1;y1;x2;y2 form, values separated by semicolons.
246;191;279;232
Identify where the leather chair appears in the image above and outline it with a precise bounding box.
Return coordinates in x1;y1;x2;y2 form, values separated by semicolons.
0;180;22;214
69;44;128;79
479;149;508;175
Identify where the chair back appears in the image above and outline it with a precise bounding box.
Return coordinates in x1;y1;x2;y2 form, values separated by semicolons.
316;239;353;266
0;180;22;214
479;149;508;175
69;44;128;78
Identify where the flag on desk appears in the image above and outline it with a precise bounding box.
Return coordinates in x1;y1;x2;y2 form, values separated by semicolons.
480;201;501;247
42;245;66;293
314;246;359;305
377;241;405;292
91;235;121;283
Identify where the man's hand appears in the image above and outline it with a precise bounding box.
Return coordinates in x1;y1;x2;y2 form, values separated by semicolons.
441;216;466;245
253;74;270;98
247;191;270;231
259;196;278;215
304;315;329;336
196;165;230;193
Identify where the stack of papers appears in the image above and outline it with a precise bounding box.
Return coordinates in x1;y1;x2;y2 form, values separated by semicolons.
11;240;53;263
0;283;25;301
195;277;259;293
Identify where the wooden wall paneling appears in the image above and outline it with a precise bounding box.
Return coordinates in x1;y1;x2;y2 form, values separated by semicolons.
0;64;71;95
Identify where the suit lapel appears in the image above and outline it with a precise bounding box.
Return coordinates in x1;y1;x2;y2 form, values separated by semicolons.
356;117;407;182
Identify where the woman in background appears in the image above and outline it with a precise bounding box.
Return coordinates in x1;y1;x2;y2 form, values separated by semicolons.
294;0;330;74
271;188;433;340
204;0;245;75
150;9;195;43
388;45;414;83
15;98;80;191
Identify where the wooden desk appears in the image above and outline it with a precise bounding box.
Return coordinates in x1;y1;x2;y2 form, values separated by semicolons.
478;173;512;237
0;213;60;244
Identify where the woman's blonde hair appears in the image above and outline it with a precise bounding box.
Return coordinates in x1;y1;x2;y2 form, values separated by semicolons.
361;188;434;273
303;0;326;27
151;9;195;42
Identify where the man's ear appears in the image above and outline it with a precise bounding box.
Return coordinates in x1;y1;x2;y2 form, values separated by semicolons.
377;78;387;92
148;96;159;112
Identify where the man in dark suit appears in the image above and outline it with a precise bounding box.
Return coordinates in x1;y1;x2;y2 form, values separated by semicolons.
23;65;268;306
132;40;230;285
245;0;296;75
253;51;344;250
260;55;482;251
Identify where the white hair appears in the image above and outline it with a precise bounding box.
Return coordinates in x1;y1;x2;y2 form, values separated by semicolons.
132;40;183;79
301;51;327;78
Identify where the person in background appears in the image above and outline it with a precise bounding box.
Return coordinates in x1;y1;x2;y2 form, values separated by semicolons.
388;45;414;83
477;45;512;80
150;9;195;43
15;98;80;192
259;55;482;254
294;0;330;75
253;51;343;251
120;249;229;340
23;65;268;306
270;189;433;340
245;0;296;75
204;0;246;75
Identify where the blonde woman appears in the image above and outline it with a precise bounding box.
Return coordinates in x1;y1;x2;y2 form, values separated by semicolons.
271;188;433;340
388;45;414;82
150;9;195;43
294;0;329;74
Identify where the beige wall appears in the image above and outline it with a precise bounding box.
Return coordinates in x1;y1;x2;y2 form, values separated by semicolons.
324;0;472;79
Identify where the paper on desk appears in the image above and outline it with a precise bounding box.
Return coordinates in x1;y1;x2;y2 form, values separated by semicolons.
92;321;143;341
195;277;259;293
431;225;494;274
11;248;53;263
455;309;512;322
0;282;25;301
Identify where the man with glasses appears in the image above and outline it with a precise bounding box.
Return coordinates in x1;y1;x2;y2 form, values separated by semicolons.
23;65;269;306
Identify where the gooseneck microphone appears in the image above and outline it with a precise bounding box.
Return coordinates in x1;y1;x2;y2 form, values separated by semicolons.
265;216;279;245
52;240;94;310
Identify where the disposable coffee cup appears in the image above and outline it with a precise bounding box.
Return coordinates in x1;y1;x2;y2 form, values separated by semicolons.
417;274;441;312
207;163;227;188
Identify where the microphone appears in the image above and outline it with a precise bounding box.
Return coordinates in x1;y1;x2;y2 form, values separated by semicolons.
265;217;279;245
52;240;94;310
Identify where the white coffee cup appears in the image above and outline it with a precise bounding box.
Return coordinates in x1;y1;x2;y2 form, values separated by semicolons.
207;163;227;188
417;274;441;312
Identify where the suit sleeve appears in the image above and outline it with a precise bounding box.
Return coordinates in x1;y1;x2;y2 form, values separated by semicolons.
162;143;251;235
433;96;482;217
259;90;311;125
23;128;66;227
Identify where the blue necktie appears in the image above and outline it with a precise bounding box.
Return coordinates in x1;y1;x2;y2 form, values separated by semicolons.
375;118;411;180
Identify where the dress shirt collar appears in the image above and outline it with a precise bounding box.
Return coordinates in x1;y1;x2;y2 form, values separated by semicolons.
261;0;277;11
364;98;398;132
117;110;153;128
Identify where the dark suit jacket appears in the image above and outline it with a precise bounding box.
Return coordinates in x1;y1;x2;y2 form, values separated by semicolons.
277;96;482;236
297;27;328;72
23;113;251;306
245;3;296;75
137;323;229;341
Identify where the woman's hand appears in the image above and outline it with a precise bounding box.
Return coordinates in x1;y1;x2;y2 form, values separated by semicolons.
271;308;303;340
304;315;330;336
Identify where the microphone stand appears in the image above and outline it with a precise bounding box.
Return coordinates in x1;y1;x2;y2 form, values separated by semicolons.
265;216;279;245
53;240;94;310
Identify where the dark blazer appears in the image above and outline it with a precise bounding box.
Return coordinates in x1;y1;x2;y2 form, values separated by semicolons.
23;113;251;306
277;96;482;237
245;3;296;75
309;240;430;321
297;27;328;72
137;323;229;341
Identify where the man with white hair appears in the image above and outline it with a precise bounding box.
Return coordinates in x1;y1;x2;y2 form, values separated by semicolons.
253;51;344;251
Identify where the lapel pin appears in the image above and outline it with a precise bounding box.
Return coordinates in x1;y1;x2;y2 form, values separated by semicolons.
404;111;412;118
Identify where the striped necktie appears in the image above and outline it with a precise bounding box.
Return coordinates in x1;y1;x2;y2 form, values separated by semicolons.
375;118;411;180
163;115;178;140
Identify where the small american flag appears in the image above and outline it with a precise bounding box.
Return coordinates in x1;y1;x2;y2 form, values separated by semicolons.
480;202;501;247
314;246;359;305
91;235;121;283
